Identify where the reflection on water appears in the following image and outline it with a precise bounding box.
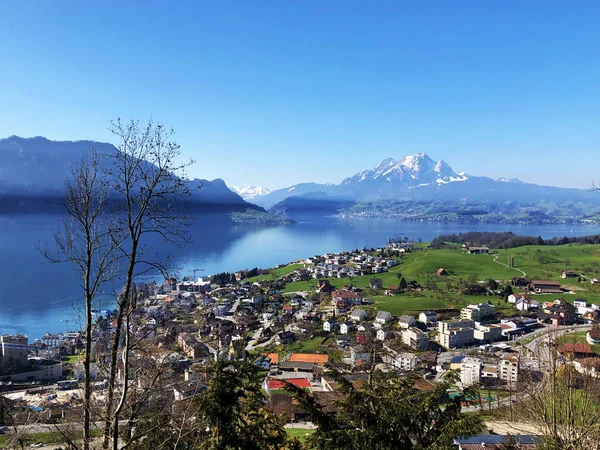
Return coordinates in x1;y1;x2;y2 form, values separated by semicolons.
0;213;597;339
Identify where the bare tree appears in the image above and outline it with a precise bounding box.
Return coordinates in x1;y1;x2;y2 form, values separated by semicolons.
42;149;121;450
517;329;600;449
101;118;194;450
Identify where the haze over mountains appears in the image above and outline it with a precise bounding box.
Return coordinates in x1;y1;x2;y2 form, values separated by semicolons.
0;137;595;223
0;136;262;216
251;153;596;223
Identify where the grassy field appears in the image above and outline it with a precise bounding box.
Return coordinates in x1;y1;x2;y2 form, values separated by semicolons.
245;263;305;282
287;336;328;353
371;292;516;316
282;249;524;293
276;244;600;319
398;249;518;281
63;354;84;364
0;429;102;447
286;428;315;443
496;244;600;282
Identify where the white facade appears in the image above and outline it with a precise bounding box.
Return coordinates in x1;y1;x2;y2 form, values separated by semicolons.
402;327;429;350
323;320;336;332
460;357;482;386
350;309;368;322
398;315;415;329
340;323;353;335
418;311;437;325
376;329;389;341
461;303;496;322
376;311;393;324
499;354;519;384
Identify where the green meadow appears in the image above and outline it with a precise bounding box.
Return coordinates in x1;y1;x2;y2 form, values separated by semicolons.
276;244;600;314
245;263;306;282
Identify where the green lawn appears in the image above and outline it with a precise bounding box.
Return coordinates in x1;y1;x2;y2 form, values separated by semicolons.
282;249;524;293
0;429;102;447
245;263;306;282
63;354;84;364
496;244;600;282
371;291;513;316
372;293;448;315
273;244;600;317
287;336;328;353
397;249;518;282
286;428;315;443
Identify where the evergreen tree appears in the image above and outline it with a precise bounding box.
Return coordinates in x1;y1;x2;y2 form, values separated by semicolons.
399;277;408;291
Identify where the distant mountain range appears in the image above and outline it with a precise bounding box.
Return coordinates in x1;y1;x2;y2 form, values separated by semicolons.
252;153;597;223
3;137;595;224
0;136;284;224
230;185;272;200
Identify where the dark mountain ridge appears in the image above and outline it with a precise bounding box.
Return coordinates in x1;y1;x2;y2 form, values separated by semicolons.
0;136;266;217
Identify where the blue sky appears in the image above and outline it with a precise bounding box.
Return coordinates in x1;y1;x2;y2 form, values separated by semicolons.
0;1;599;189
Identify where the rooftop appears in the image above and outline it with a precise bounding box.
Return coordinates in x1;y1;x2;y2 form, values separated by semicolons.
288;353;329;365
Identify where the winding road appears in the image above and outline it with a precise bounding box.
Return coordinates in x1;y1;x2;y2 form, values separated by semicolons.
492;254;527;278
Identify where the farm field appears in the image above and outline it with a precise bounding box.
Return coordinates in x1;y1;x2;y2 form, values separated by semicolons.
495;244;600;282
277;244;600;316
370;292;516;316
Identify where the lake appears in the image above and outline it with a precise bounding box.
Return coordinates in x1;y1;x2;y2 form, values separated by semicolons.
0;213;598;340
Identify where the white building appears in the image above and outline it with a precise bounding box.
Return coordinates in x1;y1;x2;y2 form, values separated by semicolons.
418;311;437;326
398;315;416;329
515;298;540;312
499;354;520;384
402;327;429;351
375;311;393;325
383;350;419;372
376;329;389;341
339;322;353;335
323;319;336;332
41;333;63;349
508;293;530;304
461;303;496;322
350;309;368;322
438;320;475;349
460;357;482;386
474;324;502;343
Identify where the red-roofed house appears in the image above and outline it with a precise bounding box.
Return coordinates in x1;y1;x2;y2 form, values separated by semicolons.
264;378;312;392
557;343;594;358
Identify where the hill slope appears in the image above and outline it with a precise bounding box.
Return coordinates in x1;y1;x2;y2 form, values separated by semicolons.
0;136;280;222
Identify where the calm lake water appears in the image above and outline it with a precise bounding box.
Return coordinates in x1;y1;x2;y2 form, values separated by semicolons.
0;213;598;340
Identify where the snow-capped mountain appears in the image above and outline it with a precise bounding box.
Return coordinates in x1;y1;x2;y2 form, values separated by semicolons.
254;152;595;220
341;153;468;188
254;153;470;207
231;185;272;200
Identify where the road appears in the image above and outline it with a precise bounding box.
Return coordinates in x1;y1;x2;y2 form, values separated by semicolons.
519;323;592;358
491;254;527;278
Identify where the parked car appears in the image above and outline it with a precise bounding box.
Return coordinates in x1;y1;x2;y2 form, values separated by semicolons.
30;443;44;448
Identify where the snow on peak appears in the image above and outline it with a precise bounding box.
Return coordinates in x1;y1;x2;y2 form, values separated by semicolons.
497;177;523;184
231;185;272;200
346;153;470;187
374;157;395;170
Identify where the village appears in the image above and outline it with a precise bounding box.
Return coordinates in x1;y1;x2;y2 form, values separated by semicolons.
2;240;600;446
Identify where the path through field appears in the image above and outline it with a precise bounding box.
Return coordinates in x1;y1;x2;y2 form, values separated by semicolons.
492;254;527;278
